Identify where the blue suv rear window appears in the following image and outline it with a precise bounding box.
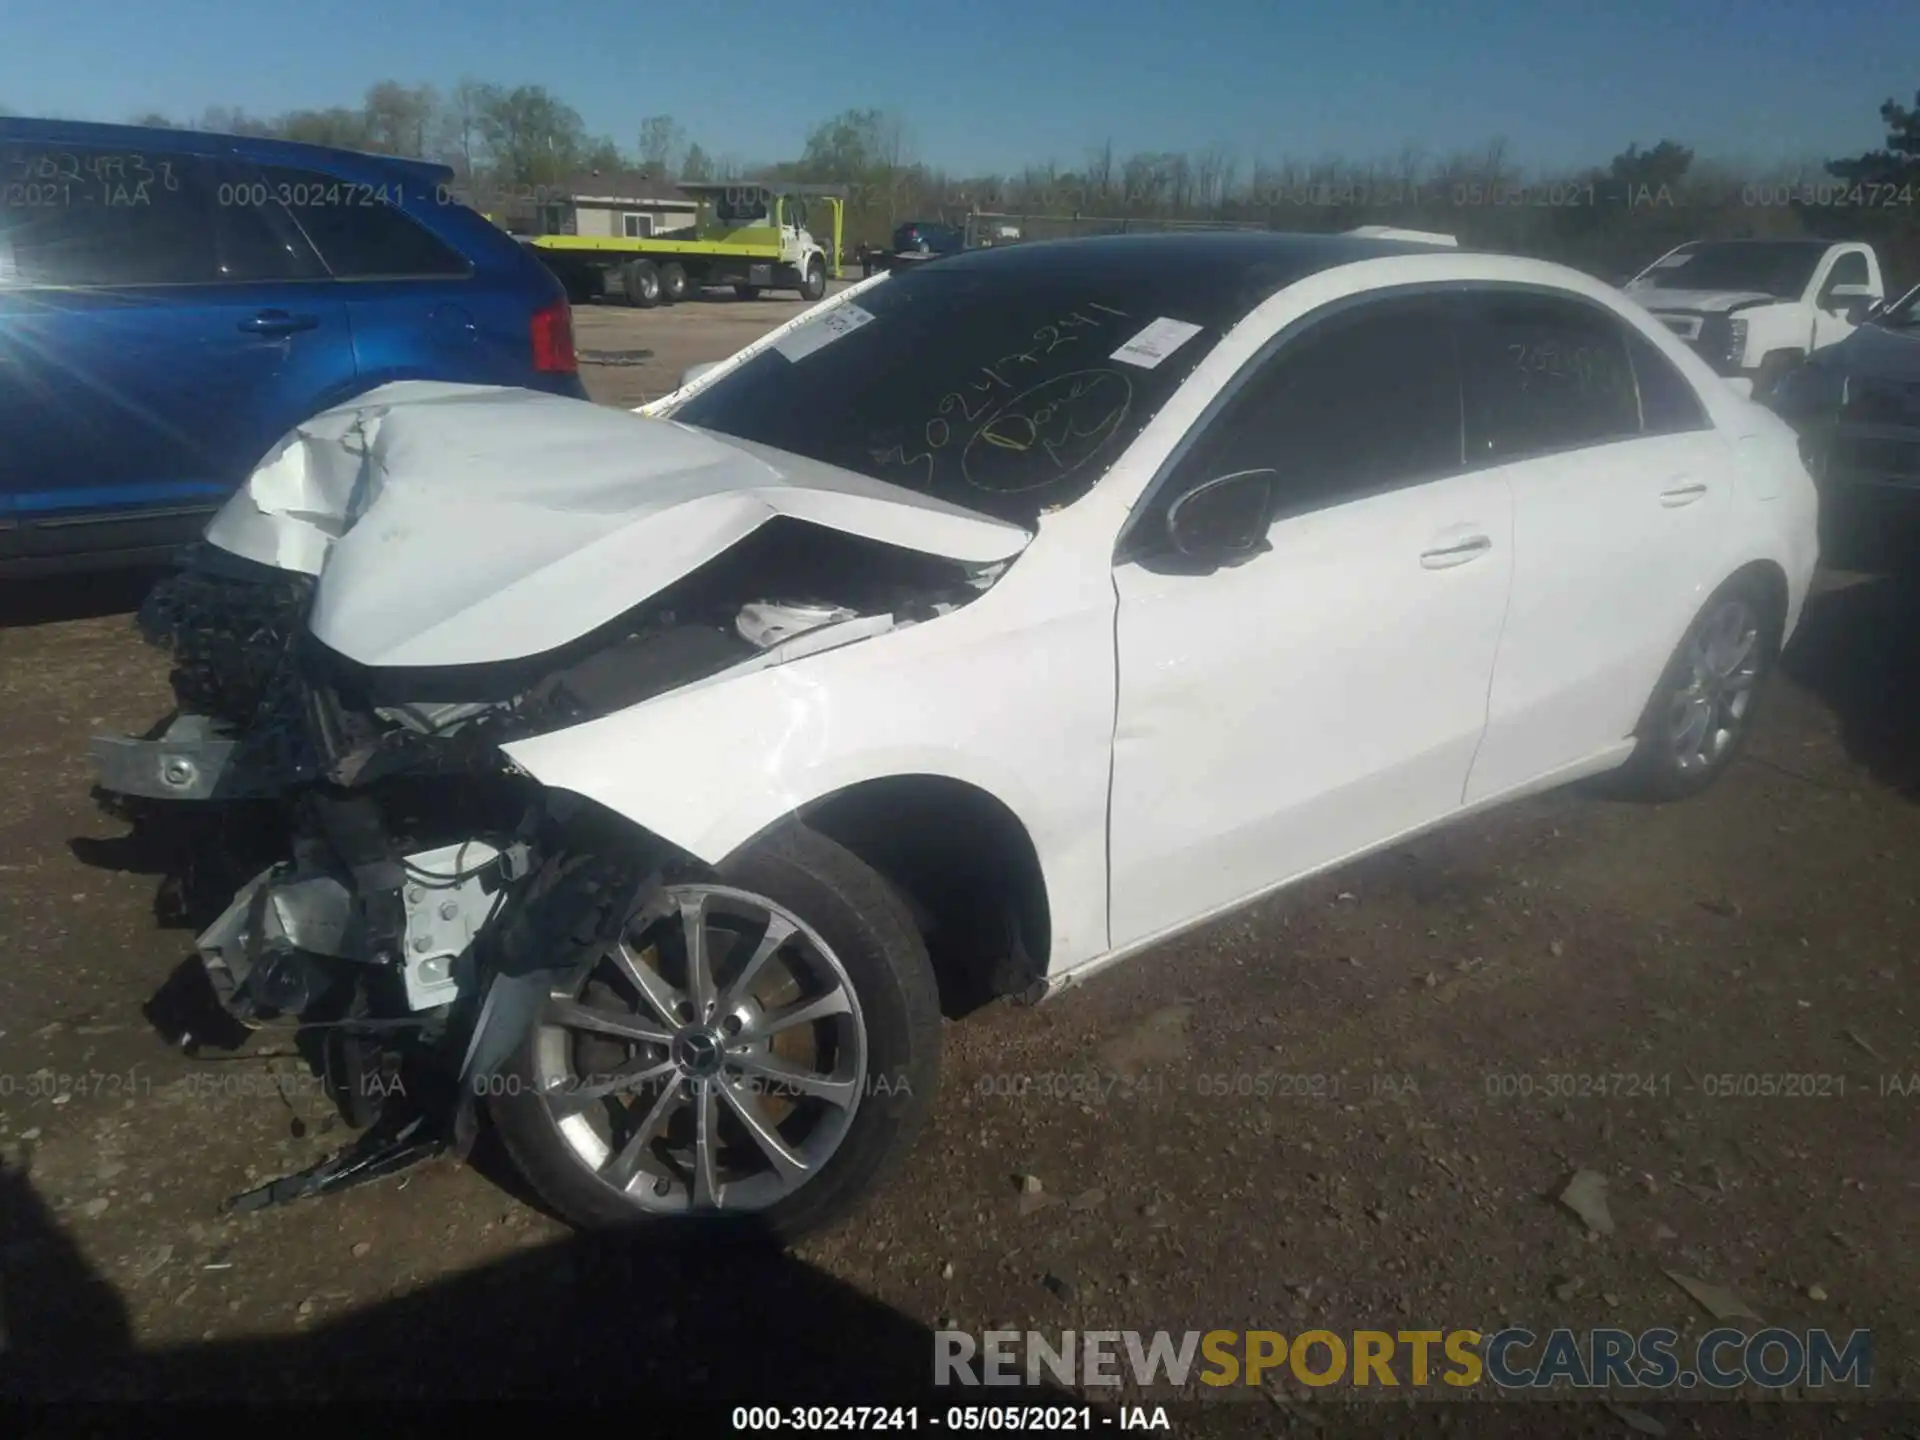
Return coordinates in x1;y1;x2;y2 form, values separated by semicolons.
259;164;469;279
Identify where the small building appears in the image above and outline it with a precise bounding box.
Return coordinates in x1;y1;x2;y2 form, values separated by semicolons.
506;171;701;240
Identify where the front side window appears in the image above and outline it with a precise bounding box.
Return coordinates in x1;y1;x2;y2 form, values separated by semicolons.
1;144;217;286
259;165;468;278
213;162;325;282
1144;294;1464;540
1459;292;1640;462
669;250;1313;528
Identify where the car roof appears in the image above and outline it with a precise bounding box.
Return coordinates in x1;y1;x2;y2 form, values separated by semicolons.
901;229;1491;323
1674;237;1831;248
0;115;453;184
932;229;1475;275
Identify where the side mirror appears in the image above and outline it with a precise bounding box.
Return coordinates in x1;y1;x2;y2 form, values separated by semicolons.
1165;469;1277;565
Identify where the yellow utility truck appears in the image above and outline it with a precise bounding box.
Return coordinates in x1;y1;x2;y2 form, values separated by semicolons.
528;181;845;306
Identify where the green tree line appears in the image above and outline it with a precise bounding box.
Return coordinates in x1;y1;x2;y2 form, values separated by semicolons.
11;81;1917;284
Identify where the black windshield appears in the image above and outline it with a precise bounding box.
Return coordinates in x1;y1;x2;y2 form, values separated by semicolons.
1875;282;1920;326
669;234;1375;527
1635;242;1827;299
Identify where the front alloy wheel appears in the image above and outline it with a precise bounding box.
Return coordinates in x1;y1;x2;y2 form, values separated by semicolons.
533;884;868;1215
490;826;940;1236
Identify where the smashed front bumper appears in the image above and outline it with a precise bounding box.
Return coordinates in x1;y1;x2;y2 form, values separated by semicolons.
91;545;324;803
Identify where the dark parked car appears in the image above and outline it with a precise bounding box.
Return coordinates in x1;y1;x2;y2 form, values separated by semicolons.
0;118;587;576
858;220;966;277
1769;281;1920;501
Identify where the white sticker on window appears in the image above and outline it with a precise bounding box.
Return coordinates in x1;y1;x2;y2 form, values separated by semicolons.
1110;316;1203;369
774;302;875;362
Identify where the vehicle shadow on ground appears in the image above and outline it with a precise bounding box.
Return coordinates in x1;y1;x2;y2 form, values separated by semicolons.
0;571;163;630
1781;502;1920;800
0;1162;1089;1407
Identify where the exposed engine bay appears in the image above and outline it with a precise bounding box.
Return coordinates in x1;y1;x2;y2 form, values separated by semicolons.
94;514;1007;1204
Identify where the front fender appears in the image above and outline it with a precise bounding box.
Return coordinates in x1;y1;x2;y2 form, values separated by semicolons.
499;575;1117;972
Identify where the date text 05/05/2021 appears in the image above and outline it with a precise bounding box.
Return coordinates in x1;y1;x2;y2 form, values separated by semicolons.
731;1406;1163;1432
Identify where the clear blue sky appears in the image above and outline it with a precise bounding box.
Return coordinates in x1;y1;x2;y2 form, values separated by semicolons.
1;0;1911;177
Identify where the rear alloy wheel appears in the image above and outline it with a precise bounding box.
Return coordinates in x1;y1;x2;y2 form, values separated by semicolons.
658;262;689;304
1618;576;1775;800
489;826;940;1237
623;259;661;308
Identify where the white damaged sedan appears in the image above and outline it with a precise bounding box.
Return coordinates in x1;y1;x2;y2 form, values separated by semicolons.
92;231;1819;1234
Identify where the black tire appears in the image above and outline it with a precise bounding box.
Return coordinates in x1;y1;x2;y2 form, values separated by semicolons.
623;259;661;308
1614;571;1781;801
799;257;826;301
489;824;941;1239
658;262;688;304
733;283;763;300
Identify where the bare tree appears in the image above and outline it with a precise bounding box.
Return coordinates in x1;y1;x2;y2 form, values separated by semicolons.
638;114;686;179
363;81;440;158
478;85;587;185
439;78;496;180
680;142;714;181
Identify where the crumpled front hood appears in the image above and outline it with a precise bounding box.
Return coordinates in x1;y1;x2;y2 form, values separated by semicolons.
205;380;1031;669
1625;285;1780;314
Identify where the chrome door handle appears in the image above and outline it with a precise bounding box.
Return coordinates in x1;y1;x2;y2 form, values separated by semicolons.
1660;481;1709;507
1420;535;1492;569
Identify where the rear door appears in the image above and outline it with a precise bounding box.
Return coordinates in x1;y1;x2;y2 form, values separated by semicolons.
1460;289;1734;802
259;162;517;388
0;141;354;555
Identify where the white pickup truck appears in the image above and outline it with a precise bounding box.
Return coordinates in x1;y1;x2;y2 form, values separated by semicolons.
1622;238;1886;399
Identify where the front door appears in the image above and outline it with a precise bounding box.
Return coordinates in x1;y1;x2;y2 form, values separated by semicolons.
1107;293;1515;950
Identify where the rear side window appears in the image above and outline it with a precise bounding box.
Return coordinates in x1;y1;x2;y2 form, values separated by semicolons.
1625;328;1711;435
1162;294;1464;523
213;162;325;282
1459;292;1641;461
1;145;217;286
260;165;469;278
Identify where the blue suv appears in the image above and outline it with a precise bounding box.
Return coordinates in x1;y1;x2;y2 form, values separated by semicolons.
0;119;588;575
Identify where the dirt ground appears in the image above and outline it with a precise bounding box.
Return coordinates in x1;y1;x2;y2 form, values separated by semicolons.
1;291;1916;1429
